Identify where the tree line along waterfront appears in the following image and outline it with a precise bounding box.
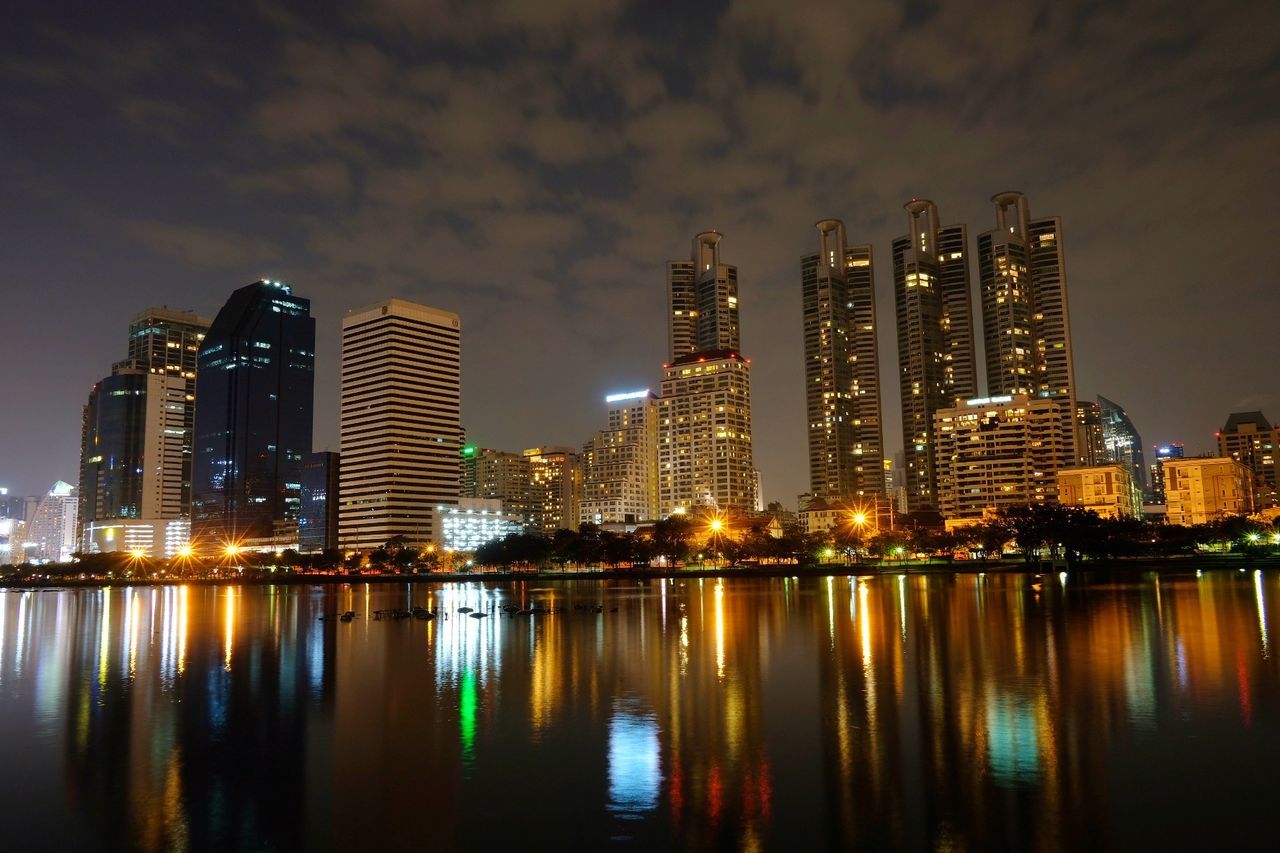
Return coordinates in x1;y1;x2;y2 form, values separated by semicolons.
5;504;1280;586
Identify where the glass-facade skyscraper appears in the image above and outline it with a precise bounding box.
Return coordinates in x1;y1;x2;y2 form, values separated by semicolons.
192;280;315;543
1098;395;1145;495
299;451;339;553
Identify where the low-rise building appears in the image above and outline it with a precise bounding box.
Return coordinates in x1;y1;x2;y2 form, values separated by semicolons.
81;517;191;559
1164;457;1254;525
1056;464;1142;519
432;498;523;552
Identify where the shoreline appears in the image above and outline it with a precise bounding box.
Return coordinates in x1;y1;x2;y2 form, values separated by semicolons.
4;554;1279;590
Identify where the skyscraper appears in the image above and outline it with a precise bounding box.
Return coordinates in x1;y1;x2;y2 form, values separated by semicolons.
116;307;210;513
192;280;315;544
977;192;1079;472
891;200;976;512
1075;400;1106;466
581;390;660;525
1148;442;1185;503
1097;395;1146;496
28;481;78;562
339;299;460;550
801;220;885;504
660;232;756;514
524;446;582;533
299;451;339;553
461;447;532;523
1217;412;1279;507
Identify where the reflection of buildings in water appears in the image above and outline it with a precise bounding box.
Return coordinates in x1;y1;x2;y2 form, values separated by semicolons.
46;585;336;851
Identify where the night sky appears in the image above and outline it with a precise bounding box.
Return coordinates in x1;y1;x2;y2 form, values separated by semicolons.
3;0;1278;505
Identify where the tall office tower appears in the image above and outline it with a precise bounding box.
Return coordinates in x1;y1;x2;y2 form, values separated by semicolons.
117;306;211;514
667;231;739;361
1148;442;1185;503
299;451;339;553
933;395;1077;523
78;367;187;539
581;390;660;525
801;220;885;504
892;200;976;512
524;447;582;533
28;481;78;562
1097;395;1146;496
462;447;532;522
660;232;756;515
192;280;315;544
339;299;460;550
1075;400;1106;465
1217;412;1280;507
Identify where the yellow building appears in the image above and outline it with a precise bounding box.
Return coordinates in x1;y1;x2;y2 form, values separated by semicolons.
1163;457;1254;525
1056;464;1142;519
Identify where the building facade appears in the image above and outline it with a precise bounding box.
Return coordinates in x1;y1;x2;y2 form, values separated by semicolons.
801;219;885;504
28;481;78;562
524;447;582;533
1217;412;1279;508
933;395;1077;523
432;498;523;552
1164;457;1255;525
339;299;460;549
1075;400;1106;466
581;390;660;525
1148;443;1185;503
1097;395;1146;496
461;447;532;523
892;200;977;512
1056;464;1143;519
81;517;191;559
192;280;315;544
299;451;339;553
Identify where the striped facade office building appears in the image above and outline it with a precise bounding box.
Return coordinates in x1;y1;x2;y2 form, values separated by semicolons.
339;299;461;550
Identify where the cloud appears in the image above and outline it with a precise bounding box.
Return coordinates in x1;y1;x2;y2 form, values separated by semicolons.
123;221;282;269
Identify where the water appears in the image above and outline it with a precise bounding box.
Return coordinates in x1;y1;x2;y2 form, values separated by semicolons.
0;571;1277;851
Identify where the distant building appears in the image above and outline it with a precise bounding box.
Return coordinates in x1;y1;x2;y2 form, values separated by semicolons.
1164;457;1254;525
192;280;315;544
432;498;523;552
1098;395;1146;495
581;390;660;525
339;299;460;549
1148;443;1185;503
934;395;1076;523
82;517;190;559
1057;464;1143;519
299;451;339;553
461;447;532;523
798;496;851;536
1075;400;1106;466
28;481;78;562
801;220;885;504
892;200;977;512
524;447;582;533
1217;412;1279;508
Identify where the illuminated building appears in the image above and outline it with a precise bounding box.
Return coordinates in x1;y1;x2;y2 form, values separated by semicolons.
1075;400;1106;466
82;517;191;558
78;367;187;540
524;446;582;533
299;451;339;553
934;395;1077;523
461;446;532;523
892;200;977;511
339;299;460;549
1217;412;1279;507
659;351;755;514
1164;457;1255;525
432;498;523;551
116;306;210;513
581;390;660;524
28;480;78;562
192;280;315;543
977;192;1078;468
660;232;756;515
1098;395;1146;495
1056;464;1143;519
801;220;885;503
1148;442;1185;503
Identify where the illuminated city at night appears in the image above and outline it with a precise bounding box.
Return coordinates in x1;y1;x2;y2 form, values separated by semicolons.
2;1;1279;850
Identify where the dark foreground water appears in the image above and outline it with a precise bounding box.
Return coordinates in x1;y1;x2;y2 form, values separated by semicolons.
1;571;1278;851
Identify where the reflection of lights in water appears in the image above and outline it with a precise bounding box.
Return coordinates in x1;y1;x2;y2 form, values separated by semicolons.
177;586;188;676
715;581;725;680
98;590;110;689
660;578;667;629
898;574;906;641
826;576;834;647
460;669;478;759
679;615;689;675
1059;571;1067;587
1256;570;1269;659
14;591;29;676
224;588;235;671
608;701;660;817
985;696;1041;786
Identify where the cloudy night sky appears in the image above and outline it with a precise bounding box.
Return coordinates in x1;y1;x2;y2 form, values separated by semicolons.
2;0;1278;504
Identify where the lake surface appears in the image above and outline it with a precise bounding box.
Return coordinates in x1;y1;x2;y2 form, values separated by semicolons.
0;571;1277;851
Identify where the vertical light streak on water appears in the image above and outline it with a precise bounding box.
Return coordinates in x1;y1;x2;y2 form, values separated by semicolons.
98;589;110;690
715;580;725;680
858;579;878;777
14;591;29;677
128;589;141;679
607;702;661;818
159;587;172;683
826;576;835;648
660;578;667;629
224;587;235;671
177;586;188;676
0;593;7;681
1255;570;1269;659
460;668;477;762
679;614;689;675
898;574;907;642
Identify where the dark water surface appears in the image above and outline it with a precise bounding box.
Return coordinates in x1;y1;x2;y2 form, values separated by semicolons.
1;571;1278;851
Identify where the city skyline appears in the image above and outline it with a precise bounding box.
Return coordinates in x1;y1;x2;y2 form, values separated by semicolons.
3;1;1278;506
